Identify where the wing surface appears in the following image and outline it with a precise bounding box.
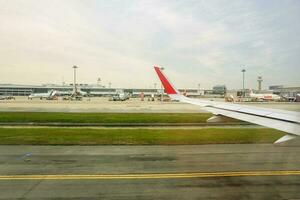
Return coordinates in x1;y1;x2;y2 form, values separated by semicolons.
154;66;300;143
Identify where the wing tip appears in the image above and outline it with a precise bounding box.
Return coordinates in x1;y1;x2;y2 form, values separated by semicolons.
153;66;178;95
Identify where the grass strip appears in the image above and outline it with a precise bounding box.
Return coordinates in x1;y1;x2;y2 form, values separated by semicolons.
0;128;284;145
0;112;216;123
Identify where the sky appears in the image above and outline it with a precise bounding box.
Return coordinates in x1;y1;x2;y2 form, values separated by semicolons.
0;0;299;89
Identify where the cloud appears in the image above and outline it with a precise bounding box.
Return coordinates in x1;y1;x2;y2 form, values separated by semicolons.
0;0;299;89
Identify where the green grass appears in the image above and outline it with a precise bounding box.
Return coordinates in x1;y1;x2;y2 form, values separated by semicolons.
0;112;214;123
0;128;284;145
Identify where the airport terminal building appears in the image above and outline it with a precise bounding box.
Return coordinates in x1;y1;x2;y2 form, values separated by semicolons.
1;84;299;98
0;84;205;97
270;85;300;97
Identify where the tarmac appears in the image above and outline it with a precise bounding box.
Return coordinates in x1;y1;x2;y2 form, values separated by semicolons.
0;97;299;113
0;98;299;199
0;97;203;113
1;144;300;199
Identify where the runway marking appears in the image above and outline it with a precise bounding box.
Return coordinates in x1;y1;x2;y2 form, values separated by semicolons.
1;170;300;180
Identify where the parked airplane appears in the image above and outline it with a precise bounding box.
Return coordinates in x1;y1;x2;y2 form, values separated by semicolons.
249;89;281;101
0;95;15;100
77;89;88;96
89;91;114;97
56;90;72;96
71;89;87;97
111;92;130;101
28;90;58;100
154;66;300;143
61;89;87;101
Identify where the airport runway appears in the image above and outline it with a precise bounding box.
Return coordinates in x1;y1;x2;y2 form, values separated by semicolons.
1;144;300;199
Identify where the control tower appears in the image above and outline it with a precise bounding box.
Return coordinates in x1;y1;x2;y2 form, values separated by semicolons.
257;76;263;91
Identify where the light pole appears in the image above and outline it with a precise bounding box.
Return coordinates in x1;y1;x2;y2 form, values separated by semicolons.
160;67;165;102
241;69;246;97
73;65;78;94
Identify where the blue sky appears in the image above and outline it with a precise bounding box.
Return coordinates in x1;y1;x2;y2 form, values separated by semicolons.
0;0;299;89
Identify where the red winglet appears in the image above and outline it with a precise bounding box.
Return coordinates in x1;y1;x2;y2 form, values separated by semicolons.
154;66;178;94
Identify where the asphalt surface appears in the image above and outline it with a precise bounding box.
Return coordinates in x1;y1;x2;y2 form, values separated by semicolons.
1;144;300;199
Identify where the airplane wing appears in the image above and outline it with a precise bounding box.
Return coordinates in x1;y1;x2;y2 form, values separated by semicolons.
154;66;300;143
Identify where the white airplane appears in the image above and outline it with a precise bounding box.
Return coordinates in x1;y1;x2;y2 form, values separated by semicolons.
0;95;15;100
28;90;58;100
249;89;281;101
154;66;300;144
56;90;72;96
111;92;130;101
72;89;87;97
78;89;88;96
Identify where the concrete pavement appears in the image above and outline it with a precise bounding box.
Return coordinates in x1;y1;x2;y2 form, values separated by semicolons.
1;97;299;112
0;144;300;199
